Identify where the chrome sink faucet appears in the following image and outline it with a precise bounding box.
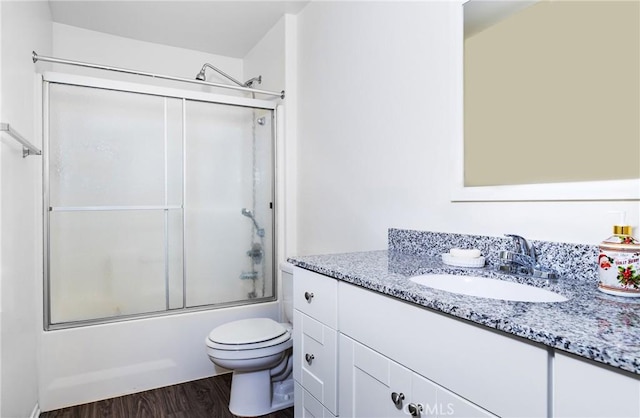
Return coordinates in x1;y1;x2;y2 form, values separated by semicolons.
498;234;559;280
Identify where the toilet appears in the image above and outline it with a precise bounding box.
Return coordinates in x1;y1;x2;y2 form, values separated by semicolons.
205;262;294;417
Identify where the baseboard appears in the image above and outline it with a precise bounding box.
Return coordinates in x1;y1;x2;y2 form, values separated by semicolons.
30;403;41;418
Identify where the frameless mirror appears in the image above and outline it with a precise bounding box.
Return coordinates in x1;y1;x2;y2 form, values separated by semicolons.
454;0;640;201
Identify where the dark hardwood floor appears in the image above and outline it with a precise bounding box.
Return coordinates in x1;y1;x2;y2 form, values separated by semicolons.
40;374;294;418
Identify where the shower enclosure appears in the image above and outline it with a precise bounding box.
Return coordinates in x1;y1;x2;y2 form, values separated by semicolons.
42;73;277;329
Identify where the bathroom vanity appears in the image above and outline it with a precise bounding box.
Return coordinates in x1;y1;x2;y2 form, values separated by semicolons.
290;229;640;418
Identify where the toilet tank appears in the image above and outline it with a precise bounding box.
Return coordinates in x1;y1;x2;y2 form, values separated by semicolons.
280;262;294;324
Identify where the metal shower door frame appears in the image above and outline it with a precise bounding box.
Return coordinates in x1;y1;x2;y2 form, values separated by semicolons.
41;72;279;330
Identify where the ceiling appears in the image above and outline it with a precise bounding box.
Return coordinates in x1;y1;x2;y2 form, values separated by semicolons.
48;1;309;58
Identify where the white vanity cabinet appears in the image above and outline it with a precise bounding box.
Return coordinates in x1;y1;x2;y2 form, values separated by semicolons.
292;266;640;418
293;267;338;417
553;352;640;418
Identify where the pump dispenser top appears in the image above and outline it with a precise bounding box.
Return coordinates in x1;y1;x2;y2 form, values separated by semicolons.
612;211;633;237
597;211;640;297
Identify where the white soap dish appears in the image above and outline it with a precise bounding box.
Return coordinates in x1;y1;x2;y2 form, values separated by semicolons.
441;253;485;268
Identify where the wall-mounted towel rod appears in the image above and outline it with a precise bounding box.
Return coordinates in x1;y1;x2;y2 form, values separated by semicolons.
0;123;42;158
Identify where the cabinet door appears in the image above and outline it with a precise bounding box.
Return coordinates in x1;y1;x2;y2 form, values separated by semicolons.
554;352;640;418
294;382;336;418
294;310;338;414
431;378;497;418
339;334;416;417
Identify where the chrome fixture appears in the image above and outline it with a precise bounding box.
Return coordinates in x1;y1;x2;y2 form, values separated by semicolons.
246;242;263;265
241;208;265;237
32;51;284;98
239;271;258;280
241;208;266;299
498;234;559;279
391;392;405;409
244;76;262;88
408;403;424;417
195;63;262;88
257;116;266;126
0;123;41;157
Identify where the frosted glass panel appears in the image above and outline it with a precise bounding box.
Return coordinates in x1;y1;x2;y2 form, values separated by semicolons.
49;84;167;207
184;101;274;306
45;77;275;327
167;209;184;309
166;99;184;206
253;110;275;299
49;211;167;323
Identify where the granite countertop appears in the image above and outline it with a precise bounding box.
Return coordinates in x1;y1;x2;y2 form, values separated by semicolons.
288;250;640;375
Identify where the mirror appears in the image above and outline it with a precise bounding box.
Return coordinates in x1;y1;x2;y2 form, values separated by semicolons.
453;0;640;201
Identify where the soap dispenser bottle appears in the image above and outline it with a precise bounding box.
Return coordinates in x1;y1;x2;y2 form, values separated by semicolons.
598;212;640;297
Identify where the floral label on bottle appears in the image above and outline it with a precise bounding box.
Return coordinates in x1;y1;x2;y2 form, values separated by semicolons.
598;236;640;297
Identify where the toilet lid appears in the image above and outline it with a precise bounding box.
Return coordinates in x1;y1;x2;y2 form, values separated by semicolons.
208;318;287;345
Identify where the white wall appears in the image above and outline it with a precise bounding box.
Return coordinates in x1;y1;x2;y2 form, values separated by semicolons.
52;23;244;96
0;1;52;417
244;16;285;96
295;0;640;256
282;14;298;261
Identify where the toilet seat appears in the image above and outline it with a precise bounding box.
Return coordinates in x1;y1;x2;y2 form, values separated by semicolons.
206;318;292;352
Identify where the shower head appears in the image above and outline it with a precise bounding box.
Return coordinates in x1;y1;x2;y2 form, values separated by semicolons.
195;68;207;81
195;63;245;87
241;208;265;237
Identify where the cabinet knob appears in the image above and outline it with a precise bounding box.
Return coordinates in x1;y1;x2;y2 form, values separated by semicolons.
408;403;423;417
391;392;405;409
304;291;314;302
305;353;315;365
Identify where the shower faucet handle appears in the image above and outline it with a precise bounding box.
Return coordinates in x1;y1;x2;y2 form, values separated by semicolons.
304;291;314;302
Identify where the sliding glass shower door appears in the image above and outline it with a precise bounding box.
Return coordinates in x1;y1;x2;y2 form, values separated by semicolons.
184;100;273;307
45;76;275;328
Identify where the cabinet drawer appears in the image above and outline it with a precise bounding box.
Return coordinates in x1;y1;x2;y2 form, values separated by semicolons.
293;310;338;415
294;382;337;418
293;267;338;328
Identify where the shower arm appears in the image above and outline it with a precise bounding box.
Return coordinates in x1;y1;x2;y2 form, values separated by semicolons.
197;63;245;87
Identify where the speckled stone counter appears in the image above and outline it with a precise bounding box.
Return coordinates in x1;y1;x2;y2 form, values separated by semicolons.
288;229;640;375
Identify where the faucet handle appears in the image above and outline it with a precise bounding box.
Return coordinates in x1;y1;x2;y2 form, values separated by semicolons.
501;235;559;280
532;266;559;280
504;234;535;259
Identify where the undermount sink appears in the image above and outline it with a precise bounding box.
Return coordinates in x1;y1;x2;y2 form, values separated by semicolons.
410;274;568;303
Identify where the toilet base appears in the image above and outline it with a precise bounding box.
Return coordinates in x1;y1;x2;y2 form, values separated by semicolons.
229;371;294;417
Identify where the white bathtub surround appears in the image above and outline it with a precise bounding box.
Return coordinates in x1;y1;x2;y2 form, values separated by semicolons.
39;302;279;411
